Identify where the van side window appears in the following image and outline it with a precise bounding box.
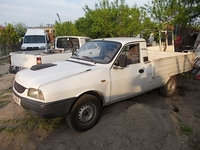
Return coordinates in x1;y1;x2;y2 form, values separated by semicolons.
121;43;140;65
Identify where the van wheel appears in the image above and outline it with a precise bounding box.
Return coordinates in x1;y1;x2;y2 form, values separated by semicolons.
67;94;102;131
160;76;177;98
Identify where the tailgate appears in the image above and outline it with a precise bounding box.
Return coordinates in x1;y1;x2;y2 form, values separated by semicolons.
10;53;37;68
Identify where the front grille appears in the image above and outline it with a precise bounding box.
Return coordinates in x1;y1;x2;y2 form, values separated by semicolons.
26;47;39;50
14;81;26;93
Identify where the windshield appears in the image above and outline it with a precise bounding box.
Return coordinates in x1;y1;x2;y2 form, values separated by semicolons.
24;35;45;43
72;41;121;64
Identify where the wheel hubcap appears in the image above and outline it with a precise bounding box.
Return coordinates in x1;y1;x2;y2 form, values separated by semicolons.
78;104;95;123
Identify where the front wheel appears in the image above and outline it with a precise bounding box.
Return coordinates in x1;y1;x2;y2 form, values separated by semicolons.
67;94;102;131
160;76;177;98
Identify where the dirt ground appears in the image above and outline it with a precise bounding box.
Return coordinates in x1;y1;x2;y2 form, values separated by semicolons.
0;58;200;150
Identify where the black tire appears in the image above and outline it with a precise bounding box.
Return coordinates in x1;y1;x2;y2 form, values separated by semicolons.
160;76;177;98
67;94;102;131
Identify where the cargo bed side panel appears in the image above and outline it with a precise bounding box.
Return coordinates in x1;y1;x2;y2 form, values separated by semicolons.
41;52;72;64
152;53;193;82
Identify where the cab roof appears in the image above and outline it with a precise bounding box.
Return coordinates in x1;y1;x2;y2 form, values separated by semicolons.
93;37;145;45
55;36;91;39
26;28;46;35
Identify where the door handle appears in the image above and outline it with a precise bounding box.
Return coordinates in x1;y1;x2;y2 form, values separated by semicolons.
139;69;144;73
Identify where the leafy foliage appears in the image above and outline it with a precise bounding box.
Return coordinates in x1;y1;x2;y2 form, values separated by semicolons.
0;0;199;48
143;0;200;27
0;24;21;55
75;0;149;38
54;21;80;37
139;9;158;41
14;22;27;38
179;123;193;136
0;24;19;45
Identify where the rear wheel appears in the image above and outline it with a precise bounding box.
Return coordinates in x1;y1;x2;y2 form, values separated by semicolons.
160;76;177;98
67;94;102;131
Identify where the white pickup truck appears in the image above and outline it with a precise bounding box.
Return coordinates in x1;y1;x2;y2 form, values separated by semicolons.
9;36;91;73
13;37;194;131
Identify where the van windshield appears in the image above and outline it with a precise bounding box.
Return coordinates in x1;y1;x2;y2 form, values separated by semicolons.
24;35;45;43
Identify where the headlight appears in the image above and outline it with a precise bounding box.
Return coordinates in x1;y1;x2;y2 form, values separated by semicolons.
40;46;45;50
27;88;44;100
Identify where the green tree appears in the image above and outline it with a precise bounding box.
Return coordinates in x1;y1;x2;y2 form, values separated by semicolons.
0;24;20;55
14;22;27;37
75;17;90;37
54;21;79;37
177;0;200;27
143;0;200;27
75;0;142;38
139;10;158;41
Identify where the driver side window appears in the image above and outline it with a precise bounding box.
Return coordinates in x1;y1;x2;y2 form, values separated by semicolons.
122;43;140;65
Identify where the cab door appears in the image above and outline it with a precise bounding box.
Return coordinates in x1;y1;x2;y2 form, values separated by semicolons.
110;42;151;101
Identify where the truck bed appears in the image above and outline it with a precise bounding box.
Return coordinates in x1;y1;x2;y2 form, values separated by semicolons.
147;51;194;79
10;50;72;68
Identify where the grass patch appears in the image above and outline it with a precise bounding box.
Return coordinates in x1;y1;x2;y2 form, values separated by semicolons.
0;116;67;134
5;88;13;93
3;126;17;134
0;95;10;99
179;123;193;136
0;88;13;96
0;100;10;108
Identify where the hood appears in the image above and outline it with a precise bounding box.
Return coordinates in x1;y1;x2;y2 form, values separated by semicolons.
15;60;98;89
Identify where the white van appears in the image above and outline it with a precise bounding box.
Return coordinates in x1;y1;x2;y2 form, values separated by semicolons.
21;28;49;50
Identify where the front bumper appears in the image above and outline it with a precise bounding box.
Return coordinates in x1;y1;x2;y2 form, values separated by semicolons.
13;91;76;118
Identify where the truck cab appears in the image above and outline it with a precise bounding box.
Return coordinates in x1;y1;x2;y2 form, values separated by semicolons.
54;36;91;53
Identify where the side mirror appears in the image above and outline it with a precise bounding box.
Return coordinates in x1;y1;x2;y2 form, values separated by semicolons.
118;55;127;68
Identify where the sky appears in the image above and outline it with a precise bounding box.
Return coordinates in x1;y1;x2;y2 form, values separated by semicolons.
0;0;150;27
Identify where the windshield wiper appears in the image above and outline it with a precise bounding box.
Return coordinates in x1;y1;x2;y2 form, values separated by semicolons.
82;56;96;63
